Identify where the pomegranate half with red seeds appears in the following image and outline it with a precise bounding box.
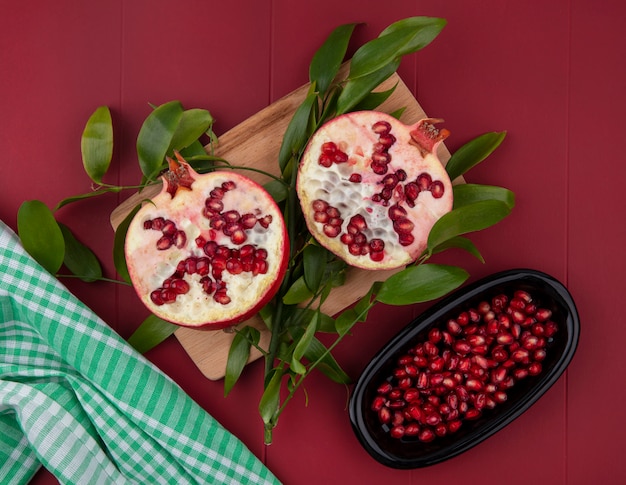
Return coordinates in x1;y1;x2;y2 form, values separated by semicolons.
297;111;453;270
125;153;289;330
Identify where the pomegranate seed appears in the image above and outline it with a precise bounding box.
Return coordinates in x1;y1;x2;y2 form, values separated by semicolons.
513;368;529;380
536;308;553;322
453;340;471;355
388;399;406;410
416;173;432;190
156;236;173;250
221;180;236;191
312;199;328;212
230;229;247;245
465;408;481;420
447;319;463;336
404;182;420;201
398;232;414;246
170;279;190;294
150;290;164;305
378;407;391;424
404;423;420;436
214;290;231;305
448;420;462;433
321;141;337;154
388;205;407;222
514;290;532;303
457;312;470;326
349;173;362;183
318;154;333;167
372;120;392;135
390;425;405;439
258;215;273;228
200;276;215;295
371;396;385;412
430;181;445;198
496;332;514;345
418;428;435;442
492;294;508;311
528;362;542;375
377;381;393;394
160;288;177;304
544;321;558;337
323;224;340;237
493;391;508;403
371;161;388;175
428;328;443;344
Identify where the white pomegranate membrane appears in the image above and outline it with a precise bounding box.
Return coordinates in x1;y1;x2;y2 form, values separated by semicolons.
297;111;453;270
371;290;558;442
125;155;289;330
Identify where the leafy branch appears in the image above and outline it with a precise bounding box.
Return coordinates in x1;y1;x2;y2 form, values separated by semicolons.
226;18;515;444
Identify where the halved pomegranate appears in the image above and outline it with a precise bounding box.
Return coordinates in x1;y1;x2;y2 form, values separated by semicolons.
125;153;289;330
297;111;453;270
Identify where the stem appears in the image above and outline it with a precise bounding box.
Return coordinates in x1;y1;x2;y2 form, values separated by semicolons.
276;300;376;417
265;160;300;374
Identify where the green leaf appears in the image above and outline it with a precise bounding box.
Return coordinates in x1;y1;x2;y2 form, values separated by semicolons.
259;368;283;426
224;326;260;396
304;338;351;384
445;131;507;181
336;59;400;115
380;16;446;38
17;200;65;275
351;83;398;112
335;307;359;337
263;179;289;203
282;275;314;305
137;101;184;180
309;23;356;95
168;108;213;154
348;17;446;79
59;223;103;282
291;312;319;374
376;264;469;305
55;186;121;211
81;106;113;184
427;235;485;263
180;140;211;161
453;183;516;210
303;244;327;292
287;307;336;333
278;91;317;172
113;204;141;283
353;281;382;322
427;200;512;254
127;314;178;354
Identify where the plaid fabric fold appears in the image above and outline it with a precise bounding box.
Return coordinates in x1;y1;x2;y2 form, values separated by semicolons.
0;221;280;485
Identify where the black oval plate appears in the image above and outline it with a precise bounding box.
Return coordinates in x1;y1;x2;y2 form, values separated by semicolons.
349;268;580;469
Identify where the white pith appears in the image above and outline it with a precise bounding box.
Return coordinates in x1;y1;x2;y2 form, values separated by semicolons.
125;170;286;327
297;111;453;270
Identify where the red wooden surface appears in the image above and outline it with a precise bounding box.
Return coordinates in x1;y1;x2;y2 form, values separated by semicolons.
2;1;625;484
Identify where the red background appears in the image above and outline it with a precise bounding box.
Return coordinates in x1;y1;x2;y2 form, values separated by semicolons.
2;1;625;484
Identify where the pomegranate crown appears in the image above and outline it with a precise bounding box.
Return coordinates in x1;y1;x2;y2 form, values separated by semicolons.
163;151;195;198
410;118;450;157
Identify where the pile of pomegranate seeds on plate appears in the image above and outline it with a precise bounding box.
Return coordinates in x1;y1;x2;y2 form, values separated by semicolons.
371;290;558;442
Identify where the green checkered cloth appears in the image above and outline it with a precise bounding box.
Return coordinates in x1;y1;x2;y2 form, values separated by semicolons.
0;221;280;485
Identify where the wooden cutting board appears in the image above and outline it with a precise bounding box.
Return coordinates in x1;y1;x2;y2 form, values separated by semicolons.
110;71;453;380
